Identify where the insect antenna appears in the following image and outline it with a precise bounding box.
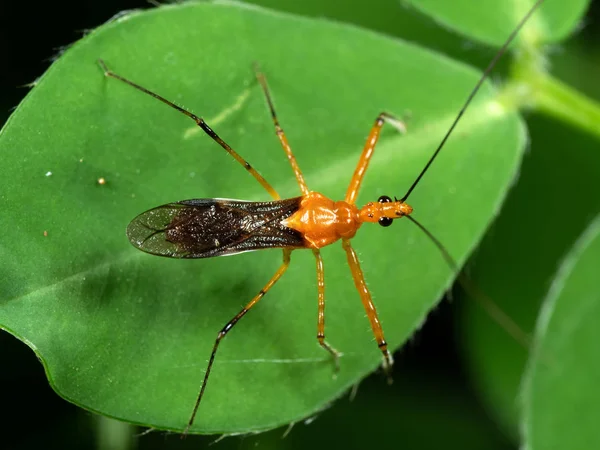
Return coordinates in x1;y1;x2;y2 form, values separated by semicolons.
400;0;545;203
405;215;531;349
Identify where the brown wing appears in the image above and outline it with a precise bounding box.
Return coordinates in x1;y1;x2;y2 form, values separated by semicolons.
126;197;306;258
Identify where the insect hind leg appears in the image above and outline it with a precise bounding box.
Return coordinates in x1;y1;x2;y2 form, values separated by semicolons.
183;249;292;436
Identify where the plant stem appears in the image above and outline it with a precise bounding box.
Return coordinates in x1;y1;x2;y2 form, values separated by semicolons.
530;72;600;139
505;53;600;139
96;415;136;450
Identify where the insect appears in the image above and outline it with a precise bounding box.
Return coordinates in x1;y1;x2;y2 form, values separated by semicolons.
98;0;544;435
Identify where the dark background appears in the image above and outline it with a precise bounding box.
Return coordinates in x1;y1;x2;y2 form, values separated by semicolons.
2;1;599;449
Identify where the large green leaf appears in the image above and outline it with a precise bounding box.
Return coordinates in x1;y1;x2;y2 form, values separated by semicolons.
0;1;525;433
522;214;600;450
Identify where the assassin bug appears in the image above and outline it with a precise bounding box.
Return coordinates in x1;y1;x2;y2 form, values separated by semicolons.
98;0;544;434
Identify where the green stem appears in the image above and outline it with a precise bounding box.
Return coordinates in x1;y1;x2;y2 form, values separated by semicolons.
531;72;600;139
95;415;136;450
507;55;600;139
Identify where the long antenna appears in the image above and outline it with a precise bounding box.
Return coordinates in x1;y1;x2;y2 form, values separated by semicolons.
405;215;531;349
400;0;545;203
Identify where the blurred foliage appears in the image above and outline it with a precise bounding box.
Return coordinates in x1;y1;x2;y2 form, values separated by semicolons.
522;214;600;450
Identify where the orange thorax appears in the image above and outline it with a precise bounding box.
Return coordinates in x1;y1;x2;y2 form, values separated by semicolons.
282;192;360;248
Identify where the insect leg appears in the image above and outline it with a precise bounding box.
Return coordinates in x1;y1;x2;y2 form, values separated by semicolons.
97;59;280;200
344;112;406;205
341;239;393;382
183;249;292;435
313;249;341;372
254;65;309;196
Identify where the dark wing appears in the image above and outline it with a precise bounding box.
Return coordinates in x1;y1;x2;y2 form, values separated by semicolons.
126;197;306;258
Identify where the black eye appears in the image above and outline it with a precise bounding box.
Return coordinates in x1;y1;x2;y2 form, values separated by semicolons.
378;217;393;227
378;195;392;203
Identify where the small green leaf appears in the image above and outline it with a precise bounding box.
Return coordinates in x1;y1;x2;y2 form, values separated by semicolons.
0;2;525;433
522;214;600;449
408;0;590;47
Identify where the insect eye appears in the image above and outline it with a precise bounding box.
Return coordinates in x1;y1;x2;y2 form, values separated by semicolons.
378;195;392;203
378;217;393;227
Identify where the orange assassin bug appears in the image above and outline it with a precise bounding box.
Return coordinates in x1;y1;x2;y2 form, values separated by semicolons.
98;0;544;435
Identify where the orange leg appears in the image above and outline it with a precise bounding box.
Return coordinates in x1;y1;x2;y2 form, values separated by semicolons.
345;112;406;205
342;239;393;381
98;60;280;200
183;249;292;436
255;65;309;196
313;249;341;371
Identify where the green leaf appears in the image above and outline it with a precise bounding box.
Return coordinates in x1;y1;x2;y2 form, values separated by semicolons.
0;1;525;433
522;214;600;449
408;0;590;47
